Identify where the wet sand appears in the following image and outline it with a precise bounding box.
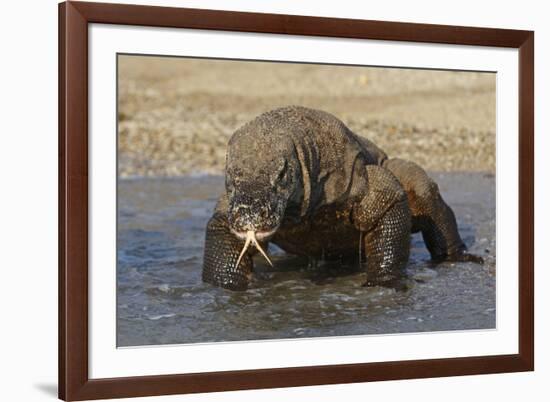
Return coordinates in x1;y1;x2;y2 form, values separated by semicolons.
117;172;495;346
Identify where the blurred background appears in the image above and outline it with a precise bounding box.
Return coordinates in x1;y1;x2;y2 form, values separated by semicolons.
117;55;495;177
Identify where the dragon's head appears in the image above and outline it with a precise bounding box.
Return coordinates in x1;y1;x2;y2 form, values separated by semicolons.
224;132;299;265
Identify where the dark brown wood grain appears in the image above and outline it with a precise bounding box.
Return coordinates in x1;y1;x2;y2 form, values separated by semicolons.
58;1;534;400
59;2;89;401
518;33;535;369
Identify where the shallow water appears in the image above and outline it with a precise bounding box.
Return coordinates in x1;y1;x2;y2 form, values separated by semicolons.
117;173;495;347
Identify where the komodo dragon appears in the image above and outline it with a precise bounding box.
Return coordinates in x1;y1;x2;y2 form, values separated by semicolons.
202;106;482;291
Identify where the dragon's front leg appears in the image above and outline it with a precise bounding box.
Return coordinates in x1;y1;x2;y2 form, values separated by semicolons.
202;213;254;291
352;165;412;288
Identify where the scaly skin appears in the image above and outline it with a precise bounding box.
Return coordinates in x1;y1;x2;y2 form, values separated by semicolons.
202;106;481;291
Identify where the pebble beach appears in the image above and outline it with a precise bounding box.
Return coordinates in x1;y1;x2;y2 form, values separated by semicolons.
117;55;496;177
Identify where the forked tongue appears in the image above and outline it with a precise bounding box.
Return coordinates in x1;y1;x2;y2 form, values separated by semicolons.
251;232;274;267
235;230;273;269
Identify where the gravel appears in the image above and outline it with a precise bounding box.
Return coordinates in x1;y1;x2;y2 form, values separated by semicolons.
117;55;495;177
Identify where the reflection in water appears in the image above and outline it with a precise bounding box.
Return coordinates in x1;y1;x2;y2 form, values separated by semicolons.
117;173;495;347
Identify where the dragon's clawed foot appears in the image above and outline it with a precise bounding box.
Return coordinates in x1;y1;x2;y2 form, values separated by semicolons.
432;250;484;265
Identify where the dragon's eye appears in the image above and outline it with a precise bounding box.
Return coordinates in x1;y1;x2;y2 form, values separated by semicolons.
277;162;288;180
271;160;288;187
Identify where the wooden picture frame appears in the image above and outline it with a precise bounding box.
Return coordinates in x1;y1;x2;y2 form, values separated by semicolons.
59;1;534;400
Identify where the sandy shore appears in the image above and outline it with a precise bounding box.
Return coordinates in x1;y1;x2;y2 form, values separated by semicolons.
118;55;496;177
